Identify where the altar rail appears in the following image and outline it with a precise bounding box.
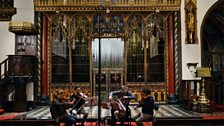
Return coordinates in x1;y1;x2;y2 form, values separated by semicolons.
34;0;179;6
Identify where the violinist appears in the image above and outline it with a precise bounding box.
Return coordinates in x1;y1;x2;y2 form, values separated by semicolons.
70;86;88;126
109;85;136;126
51;89;76;126
134;89;154;125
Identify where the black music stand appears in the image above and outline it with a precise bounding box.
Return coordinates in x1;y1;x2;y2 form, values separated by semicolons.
85;96;97;126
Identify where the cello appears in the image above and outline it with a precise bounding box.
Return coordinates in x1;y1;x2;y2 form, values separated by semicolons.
110;95;132;121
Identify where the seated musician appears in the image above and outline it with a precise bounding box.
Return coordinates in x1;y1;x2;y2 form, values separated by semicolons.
70;86;88;126
51;89;76;126
109;85;136;126
134;89;154;125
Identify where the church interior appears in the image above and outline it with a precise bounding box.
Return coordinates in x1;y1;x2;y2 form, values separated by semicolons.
0;0;223;126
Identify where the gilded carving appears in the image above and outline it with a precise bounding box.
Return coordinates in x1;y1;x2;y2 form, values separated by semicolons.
34;0;180;12
9;21;35;34
51;14;69;42
185;0;197;44
127;15;143;55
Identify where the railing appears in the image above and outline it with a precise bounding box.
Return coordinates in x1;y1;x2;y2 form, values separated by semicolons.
34;0;179;7
0;58;8;81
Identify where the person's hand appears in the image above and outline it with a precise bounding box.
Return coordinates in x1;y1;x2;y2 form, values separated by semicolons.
123;96;128;99
71;98;75;103
109;96;112;100
66;101;74;105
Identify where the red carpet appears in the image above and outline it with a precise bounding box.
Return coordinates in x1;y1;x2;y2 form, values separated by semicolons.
0;113;19;120
203;115;224;120
60;122;152;126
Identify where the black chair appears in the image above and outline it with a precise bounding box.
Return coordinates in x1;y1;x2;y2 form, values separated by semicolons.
50;105;61;126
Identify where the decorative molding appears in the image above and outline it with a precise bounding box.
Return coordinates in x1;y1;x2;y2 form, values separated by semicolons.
34;0;180;12
35;6;180;12
9;22;36;34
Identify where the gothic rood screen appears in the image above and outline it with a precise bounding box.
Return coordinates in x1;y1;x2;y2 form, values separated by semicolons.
34;0;180;101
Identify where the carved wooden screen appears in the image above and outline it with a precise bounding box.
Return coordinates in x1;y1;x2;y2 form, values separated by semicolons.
71;15;90;82
127;15;144;82
51;14;69;83
50;13;166;84
146;14;165;82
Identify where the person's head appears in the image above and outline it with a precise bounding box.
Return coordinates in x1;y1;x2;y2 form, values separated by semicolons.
74;86;81;94
121;85;129;93
57;89;65;101
52;89;59;99
141;89;151;99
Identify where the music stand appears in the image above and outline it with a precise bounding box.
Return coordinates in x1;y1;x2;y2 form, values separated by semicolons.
85;96;97;126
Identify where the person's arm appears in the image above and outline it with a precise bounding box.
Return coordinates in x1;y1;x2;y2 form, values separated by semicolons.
70;94;76;102
80;93;87;98
134;100;143;110
124;91;136;99
138;100;144;107
54;99;73;109
109;90;120;100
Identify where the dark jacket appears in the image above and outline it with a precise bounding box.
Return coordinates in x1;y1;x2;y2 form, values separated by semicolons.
51;99;73;120
136;96;154;115
70;94;85;110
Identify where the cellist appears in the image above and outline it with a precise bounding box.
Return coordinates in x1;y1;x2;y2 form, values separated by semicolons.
109;85;136;126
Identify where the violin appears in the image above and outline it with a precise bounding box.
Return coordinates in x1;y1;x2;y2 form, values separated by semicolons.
70;93;86;114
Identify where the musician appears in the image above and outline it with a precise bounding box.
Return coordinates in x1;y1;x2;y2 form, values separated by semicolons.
70;87;88;126
51;89;76;126
134;89;154;125
109;85;136;126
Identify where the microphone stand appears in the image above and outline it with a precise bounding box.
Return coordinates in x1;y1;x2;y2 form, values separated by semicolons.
88;98;93;126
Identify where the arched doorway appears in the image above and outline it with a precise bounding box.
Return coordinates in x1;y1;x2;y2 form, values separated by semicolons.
201;0;224;106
